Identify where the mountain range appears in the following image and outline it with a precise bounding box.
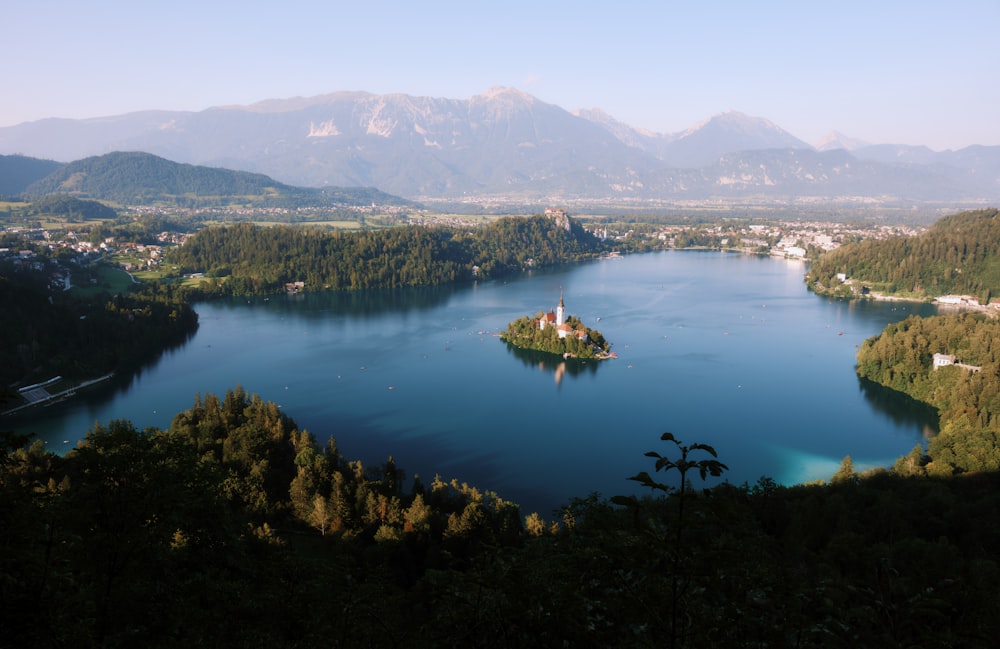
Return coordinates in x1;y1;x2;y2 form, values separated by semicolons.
2;87;998;204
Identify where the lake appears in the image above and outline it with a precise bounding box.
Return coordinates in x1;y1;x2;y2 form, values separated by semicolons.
7;251;941;515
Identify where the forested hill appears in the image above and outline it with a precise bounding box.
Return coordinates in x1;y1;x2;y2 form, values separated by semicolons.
169;214;607;295
22;195;118;221
808;207;1000;302
0;154;62;196
0;265;198;390
856;311;1000;478
20;151;414;208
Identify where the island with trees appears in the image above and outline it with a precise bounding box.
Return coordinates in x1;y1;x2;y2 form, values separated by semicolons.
499;293;612;360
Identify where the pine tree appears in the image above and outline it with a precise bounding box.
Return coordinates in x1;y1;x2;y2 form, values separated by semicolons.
831;455;857;484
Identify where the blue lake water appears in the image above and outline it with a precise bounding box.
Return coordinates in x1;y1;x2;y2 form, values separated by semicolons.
7;251;940;515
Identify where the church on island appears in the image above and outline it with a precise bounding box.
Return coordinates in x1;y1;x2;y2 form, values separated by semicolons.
499;292;611;360
539;293;588;342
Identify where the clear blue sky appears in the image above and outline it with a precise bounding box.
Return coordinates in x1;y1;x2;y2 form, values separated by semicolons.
6;0;998;150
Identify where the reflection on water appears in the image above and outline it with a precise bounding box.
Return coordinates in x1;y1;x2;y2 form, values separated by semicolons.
857;377;939;440
503;343;601;387
223;283;462;318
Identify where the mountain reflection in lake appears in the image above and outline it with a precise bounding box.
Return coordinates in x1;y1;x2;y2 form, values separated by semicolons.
8;252;941;516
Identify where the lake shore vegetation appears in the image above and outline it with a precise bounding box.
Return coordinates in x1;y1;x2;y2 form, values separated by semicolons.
0;256;197;403
2;388;999;647
856;312;1000;476
169;213;608;297
808;207;1000;303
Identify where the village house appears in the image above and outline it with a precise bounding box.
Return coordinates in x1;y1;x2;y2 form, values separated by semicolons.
933;353;956;368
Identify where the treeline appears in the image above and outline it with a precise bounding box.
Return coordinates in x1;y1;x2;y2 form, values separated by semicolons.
0;261;197;391
0;387;541;647
88;214;195;245
21;195;118;222
856;312;1000;476
4;389;1000;647
173;223;467;293
170;214;607;296
808;208;1000;301
468;212;604;275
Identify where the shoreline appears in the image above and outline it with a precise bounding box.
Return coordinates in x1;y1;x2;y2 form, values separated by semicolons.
2;373;115;416
817;287;999;315
870;292;1000;315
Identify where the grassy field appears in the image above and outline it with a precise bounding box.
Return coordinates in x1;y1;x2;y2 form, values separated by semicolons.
69;264;135;297
2;199;124;228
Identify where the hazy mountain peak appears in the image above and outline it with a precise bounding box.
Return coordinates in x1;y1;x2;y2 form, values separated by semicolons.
476;86;535;102
660;110;812;167
574;108;659;138
573;107;612;122
478;86;535;101
681;111;785;139
815;130;870;152
219;91;375;114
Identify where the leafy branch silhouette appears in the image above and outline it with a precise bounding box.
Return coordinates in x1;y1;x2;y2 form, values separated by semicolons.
620;432;729;649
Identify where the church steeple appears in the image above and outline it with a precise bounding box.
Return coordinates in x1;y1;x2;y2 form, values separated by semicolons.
556;290;566;326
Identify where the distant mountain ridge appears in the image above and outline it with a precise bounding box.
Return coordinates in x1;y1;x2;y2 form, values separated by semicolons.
815;131;871;152
12;152;414;208
0;154;62;196
1;88;998;203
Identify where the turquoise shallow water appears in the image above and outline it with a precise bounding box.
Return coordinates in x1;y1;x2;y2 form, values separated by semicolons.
8;251;939;515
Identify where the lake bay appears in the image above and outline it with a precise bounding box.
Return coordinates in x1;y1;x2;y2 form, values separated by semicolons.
8;251;940;515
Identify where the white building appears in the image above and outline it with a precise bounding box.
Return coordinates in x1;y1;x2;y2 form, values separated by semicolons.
933;353;956;369
539;293;588;341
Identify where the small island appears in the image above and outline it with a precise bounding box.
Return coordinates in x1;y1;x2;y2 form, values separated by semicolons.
500;293;614;360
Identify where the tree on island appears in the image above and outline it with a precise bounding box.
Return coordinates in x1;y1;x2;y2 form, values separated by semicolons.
500;298;611;360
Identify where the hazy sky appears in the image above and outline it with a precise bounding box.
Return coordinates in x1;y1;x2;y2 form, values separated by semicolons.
5;1;998;150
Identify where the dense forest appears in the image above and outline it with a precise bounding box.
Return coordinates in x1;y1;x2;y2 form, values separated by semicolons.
3;387;1000;647
856;312;1000;476
808;208;1000;302
21;195;118;221
170;214;607;295
0;261;197;395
